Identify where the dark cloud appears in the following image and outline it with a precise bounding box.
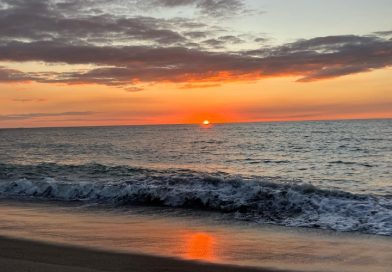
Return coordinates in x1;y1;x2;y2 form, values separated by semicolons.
184;31;209;39
0;1;391;88
219;35;244;44
0;33;391;86
254;37;268;43
373;30;392;36
0;0;249;51
0;66;33;82
202;35;244;49
244;35;392;82
138;0;246;17
202;38;226;48
0;111;95;121
0;0;187;45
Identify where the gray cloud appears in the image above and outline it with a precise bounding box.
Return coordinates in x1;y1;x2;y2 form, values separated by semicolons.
0;111;95;121
254;37;269;43
183;31;209;39
0;0;252;52
0;0;188;45
202;35;244;49
137;0;246;17
0;1;391;88
0;33;391;86
0;66;34;82
373;30;392;36
244;34;392;82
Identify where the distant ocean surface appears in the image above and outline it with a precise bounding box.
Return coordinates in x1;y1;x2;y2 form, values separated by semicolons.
0;119;391;235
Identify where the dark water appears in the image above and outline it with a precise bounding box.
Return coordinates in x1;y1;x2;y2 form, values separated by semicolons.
0;119;391;235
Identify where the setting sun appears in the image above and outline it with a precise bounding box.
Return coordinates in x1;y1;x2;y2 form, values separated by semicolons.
203;120;210;125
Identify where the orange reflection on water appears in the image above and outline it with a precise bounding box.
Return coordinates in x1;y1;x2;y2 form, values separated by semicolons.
184;232;216;262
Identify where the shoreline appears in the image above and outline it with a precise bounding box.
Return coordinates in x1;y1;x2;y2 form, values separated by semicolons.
1;200;391;272
0;235;289;272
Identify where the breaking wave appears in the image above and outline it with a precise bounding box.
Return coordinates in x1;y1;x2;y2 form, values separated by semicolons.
0;163;391;236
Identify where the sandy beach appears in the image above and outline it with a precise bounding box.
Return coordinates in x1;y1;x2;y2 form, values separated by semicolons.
0;236;290;272
0;200;391;272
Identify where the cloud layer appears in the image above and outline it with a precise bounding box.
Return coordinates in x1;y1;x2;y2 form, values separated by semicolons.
138;0;247;16
0;0;391;88
0;111;95;121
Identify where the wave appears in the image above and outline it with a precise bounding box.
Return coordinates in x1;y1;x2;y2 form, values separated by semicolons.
0;163;391;236
329;160;374;167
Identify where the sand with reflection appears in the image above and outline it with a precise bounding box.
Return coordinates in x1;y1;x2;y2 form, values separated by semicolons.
184;232;216;261
0;200;391;272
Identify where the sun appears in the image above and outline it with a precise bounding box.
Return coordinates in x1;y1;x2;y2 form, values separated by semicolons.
203;120;210;125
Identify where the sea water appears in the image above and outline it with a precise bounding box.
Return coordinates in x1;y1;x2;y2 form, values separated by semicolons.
0;119;391;235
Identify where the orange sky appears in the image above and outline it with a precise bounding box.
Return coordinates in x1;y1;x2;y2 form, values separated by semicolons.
1;67;391;128
0;0;391;128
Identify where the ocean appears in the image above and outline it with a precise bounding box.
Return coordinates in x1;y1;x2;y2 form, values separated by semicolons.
0;119;391;236
1;119;392;271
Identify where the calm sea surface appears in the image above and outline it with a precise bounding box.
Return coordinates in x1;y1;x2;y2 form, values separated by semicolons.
0;119;391;235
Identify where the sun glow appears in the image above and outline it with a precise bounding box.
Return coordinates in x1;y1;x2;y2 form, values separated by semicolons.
203;120;210;125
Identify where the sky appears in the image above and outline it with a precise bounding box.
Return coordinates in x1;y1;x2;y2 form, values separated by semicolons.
0;0;391;128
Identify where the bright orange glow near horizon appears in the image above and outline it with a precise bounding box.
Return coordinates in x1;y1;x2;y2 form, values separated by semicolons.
1;69;392;128
203;120;210;125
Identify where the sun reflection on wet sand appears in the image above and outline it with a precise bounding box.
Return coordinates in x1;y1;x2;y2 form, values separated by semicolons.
184;232;216;262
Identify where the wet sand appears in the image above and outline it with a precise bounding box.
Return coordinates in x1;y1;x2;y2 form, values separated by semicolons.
0;236;289;272
1;201;391;272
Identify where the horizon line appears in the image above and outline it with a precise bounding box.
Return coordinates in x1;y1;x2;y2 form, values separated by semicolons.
0;117;391;130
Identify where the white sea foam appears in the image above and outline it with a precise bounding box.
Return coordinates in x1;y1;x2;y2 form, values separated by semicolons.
0;163;391;236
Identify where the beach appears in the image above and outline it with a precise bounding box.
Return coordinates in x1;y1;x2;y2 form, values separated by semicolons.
0;236;282;272
0;200;391;272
